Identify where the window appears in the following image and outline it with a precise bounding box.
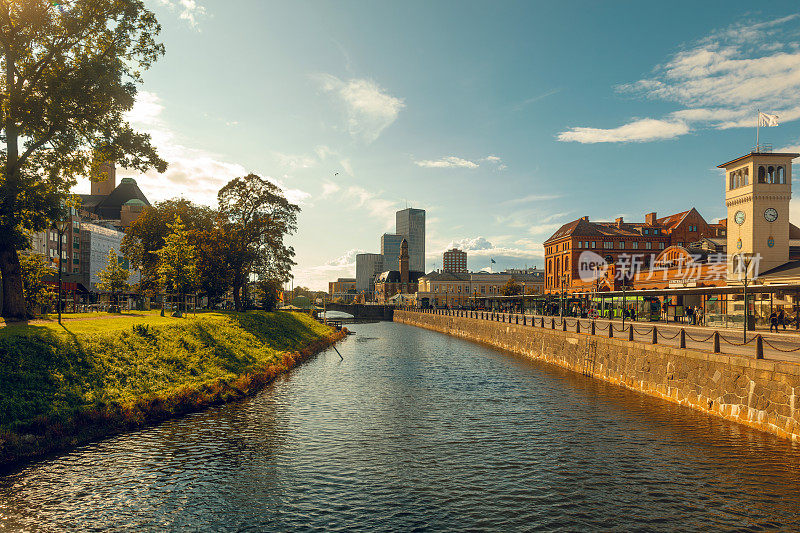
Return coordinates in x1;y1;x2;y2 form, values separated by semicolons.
604;241;613;249
591;241;597;248
768;166;776;183
778;166;786;184
758;166;766;183
73;258;79;265
729;172;735;190
677;242;684;247
73;268;79;274
659;243;665;249
618;242;625;249
631;242;639;250
645;242;652;250
577;241;583;248
743;167;749;186
643;229;649;235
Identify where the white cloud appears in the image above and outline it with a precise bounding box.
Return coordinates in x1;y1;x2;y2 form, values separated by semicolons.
559;14;800;143
342;186;399;229
316;74;405;143
415;154;506;170
558;118;690;144
73;91;310;207
447;236;494;251
502;193;562;206
293;248;365;291
155;0;207;28
321;181;341;198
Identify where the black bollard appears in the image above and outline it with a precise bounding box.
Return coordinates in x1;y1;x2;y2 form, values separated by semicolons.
679;328;686;349
713;332;720;353
756;335;764;359
652;327;658;344
629;325;634;341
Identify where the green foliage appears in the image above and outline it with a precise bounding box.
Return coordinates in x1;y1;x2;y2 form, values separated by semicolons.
122;199;215;296
20;254;56;315
0;311;331;431
217;174;300;311
252;279;282;311
96;249;131;304
0;0;167;319
501;279;522;296
156;216;198;299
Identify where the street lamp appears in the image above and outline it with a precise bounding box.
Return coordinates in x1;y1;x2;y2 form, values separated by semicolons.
620;265;628;329
559;273;567;319
737;253;755;343
52;215;70;325
522;281;526;315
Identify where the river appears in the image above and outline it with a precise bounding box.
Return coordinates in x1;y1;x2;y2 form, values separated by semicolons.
2;321;800;531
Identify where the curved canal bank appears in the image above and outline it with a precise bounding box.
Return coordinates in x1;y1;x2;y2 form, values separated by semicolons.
0;311;344;468
1;320;799;531
394;310;800;442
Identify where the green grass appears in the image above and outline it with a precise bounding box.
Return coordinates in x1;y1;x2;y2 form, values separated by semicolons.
0;311;333;435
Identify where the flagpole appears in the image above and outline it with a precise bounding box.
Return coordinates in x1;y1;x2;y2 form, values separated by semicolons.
756;109;760;152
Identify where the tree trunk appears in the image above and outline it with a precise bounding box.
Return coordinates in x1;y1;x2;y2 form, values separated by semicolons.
0;245;27;320
233;284;242;312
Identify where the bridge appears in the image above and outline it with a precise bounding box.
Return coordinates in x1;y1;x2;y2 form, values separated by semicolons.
324;302;394;320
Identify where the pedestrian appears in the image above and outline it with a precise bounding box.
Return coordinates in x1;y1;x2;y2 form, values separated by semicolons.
686;306;694;325
770;311;779;333
779;308;786;331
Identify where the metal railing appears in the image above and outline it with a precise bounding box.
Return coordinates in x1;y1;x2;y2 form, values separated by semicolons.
397;307;800;360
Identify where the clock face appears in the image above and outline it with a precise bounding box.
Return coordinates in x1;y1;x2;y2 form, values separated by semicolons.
764;208;779;222
734;210;746;225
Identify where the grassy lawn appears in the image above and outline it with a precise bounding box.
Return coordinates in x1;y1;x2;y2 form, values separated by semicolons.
0;311;333;435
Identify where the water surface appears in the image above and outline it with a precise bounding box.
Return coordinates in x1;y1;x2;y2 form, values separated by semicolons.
1;321;799;531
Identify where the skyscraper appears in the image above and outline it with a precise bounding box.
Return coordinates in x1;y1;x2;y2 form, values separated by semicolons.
380;233;404;271
355;253;384;295
396;208;425;273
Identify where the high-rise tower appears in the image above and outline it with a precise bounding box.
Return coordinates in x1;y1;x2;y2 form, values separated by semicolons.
396;208;425;272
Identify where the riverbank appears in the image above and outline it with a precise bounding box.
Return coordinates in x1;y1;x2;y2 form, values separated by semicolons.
0;311;345;468
395;310;800;442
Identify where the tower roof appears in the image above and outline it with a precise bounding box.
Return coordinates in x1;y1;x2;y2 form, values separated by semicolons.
717;152;799;169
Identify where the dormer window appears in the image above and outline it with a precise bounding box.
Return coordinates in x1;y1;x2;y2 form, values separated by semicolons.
643;228;649;235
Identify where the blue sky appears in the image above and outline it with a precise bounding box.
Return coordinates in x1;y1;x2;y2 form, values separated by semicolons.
78;1;800;289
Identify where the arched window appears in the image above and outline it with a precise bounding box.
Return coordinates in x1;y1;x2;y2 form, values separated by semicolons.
778;166;786;184
758;166;766;183
743;167;749;186
768;166;775;183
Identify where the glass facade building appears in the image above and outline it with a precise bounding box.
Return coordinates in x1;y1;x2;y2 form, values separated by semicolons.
396;208;426;273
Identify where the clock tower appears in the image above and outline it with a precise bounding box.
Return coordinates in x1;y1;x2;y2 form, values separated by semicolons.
720;151;799;276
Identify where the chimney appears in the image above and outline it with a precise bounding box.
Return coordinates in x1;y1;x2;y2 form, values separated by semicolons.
645;212;657;226
581;216;589;221
615;216;623;228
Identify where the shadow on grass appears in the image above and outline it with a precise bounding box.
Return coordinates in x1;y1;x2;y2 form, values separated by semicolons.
225;311;327;352
0;323;94;431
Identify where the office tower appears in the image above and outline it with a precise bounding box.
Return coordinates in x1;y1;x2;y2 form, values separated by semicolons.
396;208;425;272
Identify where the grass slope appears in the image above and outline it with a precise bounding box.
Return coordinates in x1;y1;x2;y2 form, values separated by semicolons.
0;311;338;465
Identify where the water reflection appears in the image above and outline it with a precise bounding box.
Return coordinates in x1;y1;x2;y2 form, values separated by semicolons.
1;321;800;531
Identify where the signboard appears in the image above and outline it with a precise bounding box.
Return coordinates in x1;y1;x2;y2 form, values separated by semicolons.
668;280;697;288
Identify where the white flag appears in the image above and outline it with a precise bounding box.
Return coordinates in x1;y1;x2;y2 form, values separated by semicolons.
759;112;779;127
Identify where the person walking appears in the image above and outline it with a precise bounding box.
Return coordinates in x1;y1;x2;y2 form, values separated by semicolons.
778;308;786;331
770;311;779;333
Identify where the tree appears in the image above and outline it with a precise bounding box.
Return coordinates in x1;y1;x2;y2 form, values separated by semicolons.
122;199;217;298
20;253;55;315
96;249;130;310
252;278;282;311
217;174;299;311
156;216;198;316
0;1;167;320
501;279;521;296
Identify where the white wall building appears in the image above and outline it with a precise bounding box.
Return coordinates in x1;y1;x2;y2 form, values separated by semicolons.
80;223;140;291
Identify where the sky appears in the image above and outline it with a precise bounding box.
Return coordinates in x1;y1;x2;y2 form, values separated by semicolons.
73;1;800;290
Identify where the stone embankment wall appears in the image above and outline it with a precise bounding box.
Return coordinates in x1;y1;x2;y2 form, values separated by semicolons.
394;310;800;442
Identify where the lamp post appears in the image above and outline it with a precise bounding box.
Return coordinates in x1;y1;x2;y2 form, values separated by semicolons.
522;281;526;315
559;273;567;319
53;216;70;325
620;265;628;329
738;253;754;343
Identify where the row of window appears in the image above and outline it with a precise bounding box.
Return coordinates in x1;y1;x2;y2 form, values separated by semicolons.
574;241;666;250
729;165;787;189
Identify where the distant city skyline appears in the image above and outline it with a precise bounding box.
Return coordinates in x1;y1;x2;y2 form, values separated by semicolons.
72;1;800;290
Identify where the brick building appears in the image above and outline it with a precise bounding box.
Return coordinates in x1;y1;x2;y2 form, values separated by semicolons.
442;248;467;273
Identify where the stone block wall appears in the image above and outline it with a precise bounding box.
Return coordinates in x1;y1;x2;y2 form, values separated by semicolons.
394;310;800;442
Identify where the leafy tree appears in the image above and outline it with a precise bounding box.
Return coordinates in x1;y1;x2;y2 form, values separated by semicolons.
252;278;282;311
156;216;198;316
0;0;167;320
20;253;55;315
122;199;215;297
96;249;130;310
194;223;232;307
501;279;521;296
217;174;299;311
